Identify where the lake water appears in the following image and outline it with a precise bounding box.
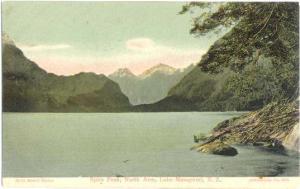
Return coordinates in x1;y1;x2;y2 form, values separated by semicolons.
3;113;299;177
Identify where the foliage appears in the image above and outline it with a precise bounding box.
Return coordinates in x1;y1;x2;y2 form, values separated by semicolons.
162;2;299;111
180;2;299;73
194;100;299;154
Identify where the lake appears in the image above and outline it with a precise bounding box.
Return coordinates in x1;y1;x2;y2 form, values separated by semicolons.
3;112;299;177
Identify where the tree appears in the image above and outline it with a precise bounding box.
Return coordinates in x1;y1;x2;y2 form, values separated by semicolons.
173;2;299;110
180;2;299;73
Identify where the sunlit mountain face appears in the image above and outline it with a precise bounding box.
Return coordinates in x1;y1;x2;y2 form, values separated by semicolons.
108;63;195;105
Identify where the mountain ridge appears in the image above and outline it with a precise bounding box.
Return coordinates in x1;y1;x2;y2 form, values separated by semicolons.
139;63;176;78
109;63;195;105
109;68;136;78
3;39;131;112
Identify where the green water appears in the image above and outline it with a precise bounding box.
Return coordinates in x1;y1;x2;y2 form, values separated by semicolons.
3;112;299;177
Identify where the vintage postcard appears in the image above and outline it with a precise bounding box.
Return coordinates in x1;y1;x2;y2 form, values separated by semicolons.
2;1;300;188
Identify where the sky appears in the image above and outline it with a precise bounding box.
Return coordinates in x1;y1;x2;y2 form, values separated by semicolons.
3;2;222;76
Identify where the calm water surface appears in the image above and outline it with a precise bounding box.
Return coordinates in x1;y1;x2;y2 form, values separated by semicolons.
3;112;299;177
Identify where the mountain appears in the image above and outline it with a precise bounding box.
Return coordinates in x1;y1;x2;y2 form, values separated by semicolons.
167;2;298;155
109;63;195;105
3;35;131;112
139;63;176;78
109;68;136;78
135;3;298;112
133;67;232;111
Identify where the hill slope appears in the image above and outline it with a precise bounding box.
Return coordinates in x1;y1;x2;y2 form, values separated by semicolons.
3;39;131;112
178;2;299;154
136;2;298;112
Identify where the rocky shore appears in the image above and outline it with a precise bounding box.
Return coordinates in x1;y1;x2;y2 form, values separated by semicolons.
192;101;299;156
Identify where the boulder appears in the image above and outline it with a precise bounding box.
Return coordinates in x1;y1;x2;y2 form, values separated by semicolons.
212;145;238;156
195;141;238;156
192;101;299;156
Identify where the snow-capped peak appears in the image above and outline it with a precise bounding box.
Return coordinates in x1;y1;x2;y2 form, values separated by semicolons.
139;63;176;78
109;68;136;78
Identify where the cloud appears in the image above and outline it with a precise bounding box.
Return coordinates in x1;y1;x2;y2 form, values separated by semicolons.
17;43;71;52
29;47;205;76
126;38;155;51
22;38;207;76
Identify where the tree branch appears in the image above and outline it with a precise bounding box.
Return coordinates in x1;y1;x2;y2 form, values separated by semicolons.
253;5;276;38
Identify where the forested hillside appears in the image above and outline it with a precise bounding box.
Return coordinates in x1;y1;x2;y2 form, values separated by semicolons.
136;2;298;112
3;38;131;112
180;2;299;154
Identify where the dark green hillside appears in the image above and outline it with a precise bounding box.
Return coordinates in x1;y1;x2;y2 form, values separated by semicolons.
136;2;298;112
3;42;131;112
133;67;231;111
178;2;298;109
177;2;299;154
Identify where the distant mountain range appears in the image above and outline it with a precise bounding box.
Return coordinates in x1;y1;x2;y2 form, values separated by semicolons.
3;35;196;112
108;63;195;105
3;28;296;113
3;36;131;112
133;67;231;111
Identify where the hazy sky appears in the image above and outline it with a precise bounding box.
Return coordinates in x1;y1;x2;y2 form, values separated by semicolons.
3;2;222;75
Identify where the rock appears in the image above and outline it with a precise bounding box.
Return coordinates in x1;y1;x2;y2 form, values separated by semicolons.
283;123;299;152
267;139;286;153
253;142;269;146
213;146;238;156
192;101;299;155
195;141;238;156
